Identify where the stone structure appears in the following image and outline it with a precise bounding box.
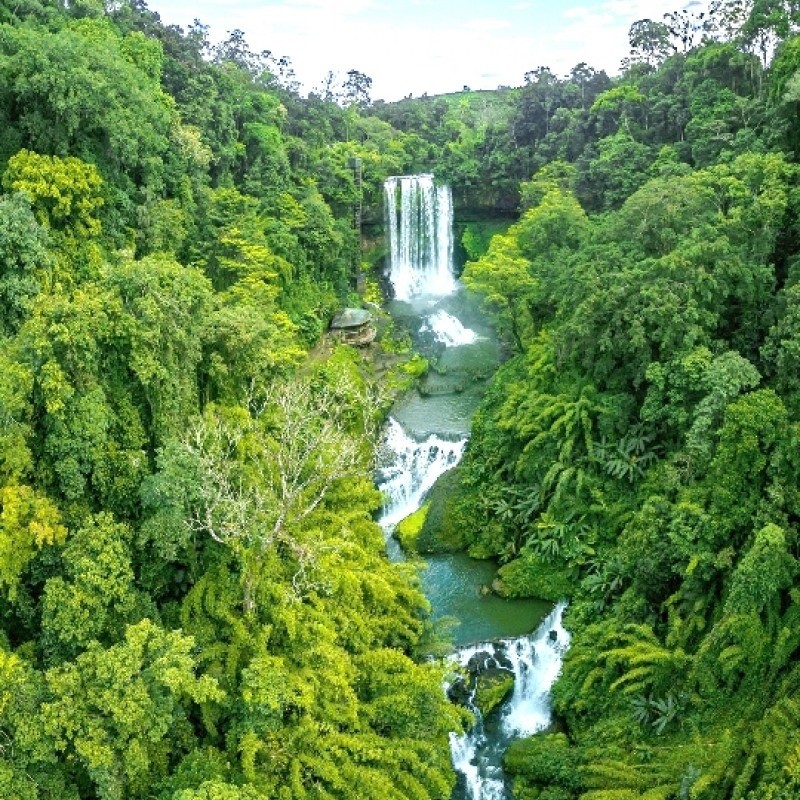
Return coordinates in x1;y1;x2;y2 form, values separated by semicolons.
329;307;376;346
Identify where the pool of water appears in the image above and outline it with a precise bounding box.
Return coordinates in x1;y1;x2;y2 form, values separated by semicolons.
420;553;552;647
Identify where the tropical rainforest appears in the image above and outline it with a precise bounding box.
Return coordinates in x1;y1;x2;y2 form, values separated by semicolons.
0;1;799;799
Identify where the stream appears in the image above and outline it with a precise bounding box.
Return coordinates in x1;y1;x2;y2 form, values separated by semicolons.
375;175;570;800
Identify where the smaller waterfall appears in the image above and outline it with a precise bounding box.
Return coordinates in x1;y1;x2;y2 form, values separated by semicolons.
385;175;457;302
449;603;570;800
421;309;480;347
376;417;467;530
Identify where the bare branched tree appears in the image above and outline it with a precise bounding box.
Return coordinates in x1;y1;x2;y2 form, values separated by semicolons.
179;376;367;609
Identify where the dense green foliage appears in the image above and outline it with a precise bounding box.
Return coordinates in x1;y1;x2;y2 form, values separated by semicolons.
4;1;800;798
0;2;463;798
430;3;800;799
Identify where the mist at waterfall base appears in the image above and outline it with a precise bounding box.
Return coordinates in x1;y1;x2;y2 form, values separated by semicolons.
375;175;568;800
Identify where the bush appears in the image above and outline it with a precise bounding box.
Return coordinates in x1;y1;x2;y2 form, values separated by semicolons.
505;733;582;795
494;553;572;600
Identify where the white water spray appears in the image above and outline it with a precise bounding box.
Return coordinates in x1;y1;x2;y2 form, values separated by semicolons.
449;603;570;800
376;417;467;530
421;309;480;347
385;174;457;301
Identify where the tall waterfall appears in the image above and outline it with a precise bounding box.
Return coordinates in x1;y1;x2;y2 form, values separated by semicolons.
385;174;457;301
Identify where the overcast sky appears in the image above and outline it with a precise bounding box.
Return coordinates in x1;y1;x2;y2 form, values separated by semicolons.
151;0;700;101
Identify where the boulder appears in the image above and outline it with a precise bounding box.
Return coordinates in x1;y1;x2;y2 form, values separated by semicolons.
474;668;515;717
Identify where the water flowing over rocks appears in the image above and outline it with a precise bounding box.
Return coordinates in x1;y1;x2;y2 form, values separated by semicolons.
448;604;570;800
375;417;467;530
375;173;569;800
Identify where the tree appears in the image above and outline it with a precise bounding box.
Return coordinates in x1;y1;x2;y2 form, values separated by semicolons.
741;0;797;66
762;282;800;412
41;620;222;800
341;69;373;108
106;254;212;447
590;85;647;137
189;187;290;292
0;19;175;234
724;523;795;619
568;62;611;109
705;389;789;543
663;7;706;52
212;28;272;78
40;513;146;662
766;35;800;154
629;19;677;67
584;131;653;209
0;192;51;333
3;149;104;282
462;231;537;351
153;376;366;611
3;150;103;240
0;484;66;602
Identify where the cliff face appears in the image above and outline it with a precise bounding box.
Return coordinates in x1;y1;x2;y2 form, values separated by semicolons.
453;187;520;216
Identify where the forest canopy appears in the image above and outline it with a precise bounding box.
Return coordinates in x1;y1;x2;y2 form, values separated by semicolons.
0;0;799;799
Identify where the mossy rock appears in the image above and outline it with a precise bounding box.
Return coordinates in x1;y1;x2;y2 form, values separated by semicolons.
493;554;572;601
415;468;468;552
394;502;430;552
474;669;515;717
401;353;429;378
383;352;429;394
423;463;507;556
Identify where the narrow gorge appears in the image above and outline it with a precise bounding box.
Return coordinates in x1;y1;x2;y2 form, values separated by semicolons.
375;174;570;800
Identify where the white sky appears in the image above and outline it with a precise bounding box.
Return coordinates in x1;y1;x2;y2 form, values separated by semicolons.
150;0;703;101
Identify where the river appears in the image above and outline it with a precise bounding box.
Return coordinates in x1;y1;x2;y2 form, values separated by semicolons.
374;175;570;800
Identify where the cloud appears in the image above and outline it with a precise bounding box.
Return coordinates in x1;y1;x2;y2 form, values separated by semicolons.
461;17;513;33
153;0;709;101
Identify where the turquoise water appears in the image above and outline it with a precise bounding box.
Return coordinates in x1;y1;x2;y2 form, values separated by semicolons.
420;553;552;647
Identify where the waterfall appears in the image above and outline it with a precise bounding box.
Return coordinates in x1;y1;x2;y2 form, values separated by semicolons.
421;309;480;347
449;603;570;800
377;174;467;532
376;417;467;530
385;174;457;301
378;171;568;800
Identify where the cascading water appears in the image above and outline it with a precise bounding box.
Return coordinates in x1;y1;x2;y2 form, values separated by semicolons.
377;173;568;800
421;309;480;347
376;417;467;530
377;175;474;533
448;603;570;800
385;175;457;301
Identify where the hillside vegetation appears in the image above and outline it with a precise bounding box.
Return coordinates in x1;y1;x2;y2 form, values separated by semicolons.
0;2;464;798
426;6;800;800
